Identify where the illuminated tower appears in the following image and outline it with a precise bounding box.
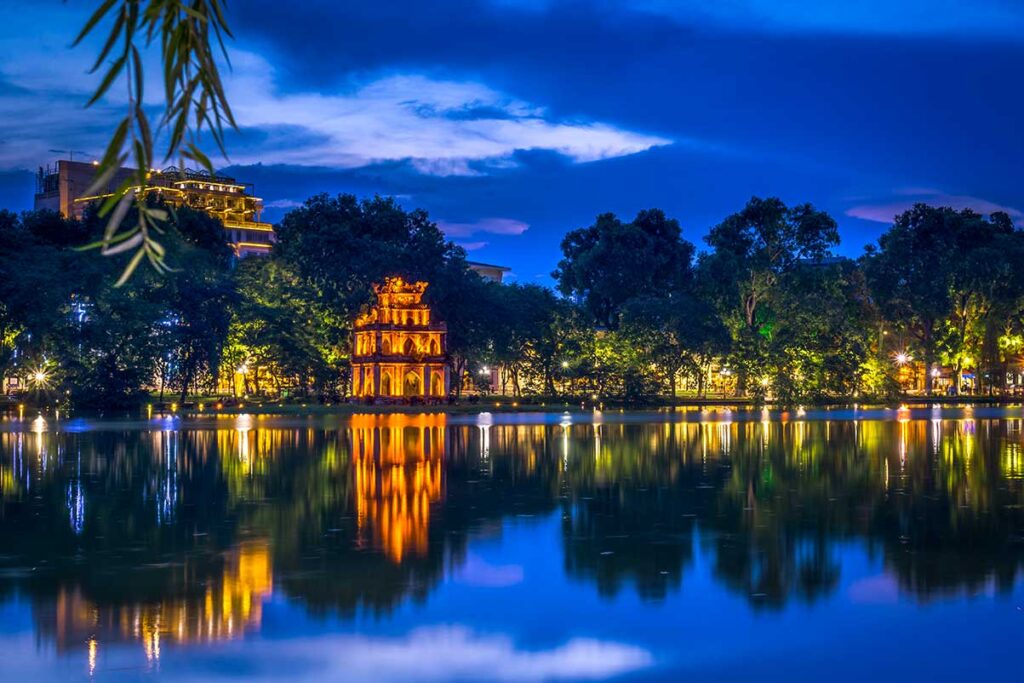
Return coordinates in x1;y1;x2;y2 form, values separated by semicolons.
351;277;449;400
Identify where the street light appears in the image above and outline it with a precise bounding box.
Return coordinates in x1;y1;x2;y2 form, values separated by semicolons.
561;361;569;369
893;351;911;366
29;367;50;388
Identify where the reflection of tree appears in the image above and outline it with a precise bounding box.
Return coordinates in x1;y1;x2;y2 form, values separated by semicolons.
553;417;1024;607
871;418;1024;597
558;424;706;600
1;411;1024;658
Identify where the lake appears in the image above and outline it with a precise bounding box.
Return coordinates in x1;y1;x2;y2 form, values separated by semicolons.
1;406;1022;681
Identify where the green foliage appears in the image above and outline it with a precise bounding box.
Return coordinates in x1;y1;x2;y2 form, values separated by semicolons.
0;204;233;407
75;0;235;281
767;260;873;402
227;258;347;398
863;205;1024;394
701;197;839;395
553;209;695;329
6;190;1024;406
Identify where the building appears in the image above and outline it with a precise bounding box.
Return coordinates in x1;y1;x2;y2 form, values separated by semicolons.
351;277;449;400
34;159;274;257
467;261;510;283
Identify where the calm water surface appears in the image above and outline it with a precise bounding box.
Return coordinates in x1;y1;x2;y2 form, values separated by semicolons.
1;407;1023;681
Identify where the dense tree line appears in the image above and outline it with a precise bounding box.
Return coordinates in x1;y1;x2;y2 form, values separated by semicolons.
2;194;1023;407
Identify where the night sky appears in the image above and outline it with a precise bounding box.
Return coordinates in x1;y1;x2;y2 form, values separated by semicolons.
1;1;1022;282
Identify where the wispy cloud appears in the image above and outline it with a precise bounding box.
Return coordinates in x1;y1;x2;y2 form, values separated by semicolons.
222;52;670;175
263;198;304;209
846;189;1023;223
0;21;671;175
0;626;655;682
438;217;530;238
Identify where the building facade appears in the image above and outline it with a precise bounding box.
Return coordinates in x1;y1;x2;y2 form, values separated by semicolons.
34;159;275;257
351;277;449;400
467;261;510;283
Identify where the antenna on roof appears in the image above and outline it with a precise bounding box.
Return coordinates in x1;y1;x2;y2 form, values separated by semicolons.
49;149;91;162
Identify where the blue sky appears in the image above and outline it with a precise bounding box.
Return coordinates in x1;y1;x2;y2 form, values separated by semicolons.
1;0;1022;282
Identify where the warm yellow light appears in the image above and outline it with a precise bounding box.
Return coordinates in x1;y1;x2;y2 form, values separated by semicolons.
170;402;178;412
760;376;770;387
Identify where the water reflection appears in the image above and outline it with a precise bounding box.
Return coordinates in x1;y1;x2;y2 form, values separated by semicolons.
1;414;1023;676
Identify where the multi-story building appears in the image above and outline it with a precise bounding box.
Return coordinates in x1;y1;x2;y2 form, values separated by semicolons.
34;159;274;257
467;261;510;283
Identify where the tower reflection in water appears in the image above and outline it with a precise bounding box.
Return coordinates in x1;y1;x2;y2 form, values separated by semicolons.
350;413;446;563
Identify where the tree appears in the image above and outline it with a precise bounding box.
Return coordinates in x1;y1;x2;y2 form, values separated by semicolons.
863;205;1023;394
553;209;695;329
767;259;873;401
160;207;236;402
227;257;347;398
486;284;576;396
273;193;487;396
702;197;839;395
621;292;729;398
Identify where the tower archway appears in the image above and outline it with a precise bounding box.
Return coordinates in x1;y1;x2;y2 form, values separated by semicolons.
403;370;422;396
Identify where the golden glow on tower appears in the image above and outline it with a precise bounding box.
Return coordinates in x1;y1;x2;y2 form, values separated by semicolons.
352;277;449;400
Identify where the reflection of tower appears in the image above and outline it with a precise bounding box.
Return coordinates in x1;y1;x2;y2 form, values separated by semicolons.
350;414;446;562
32;542;273;671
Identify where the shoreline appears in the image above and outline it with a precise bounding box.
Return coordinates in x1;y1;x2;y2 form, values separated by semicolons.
3;393;1022;421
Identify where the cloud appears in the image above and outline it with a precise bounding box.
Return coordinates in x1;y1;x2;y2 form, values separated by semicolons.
257;627;654;682
263;198;304;209
846;189;1023;223
216;52;669;176
457;240;489;251
0;27;670;175
438;217;530;238
30;626;654;682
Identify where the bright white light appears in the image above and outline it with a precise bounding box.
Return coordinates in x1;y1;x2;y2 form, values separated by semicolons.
894;352;911;366
29;367;50;388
